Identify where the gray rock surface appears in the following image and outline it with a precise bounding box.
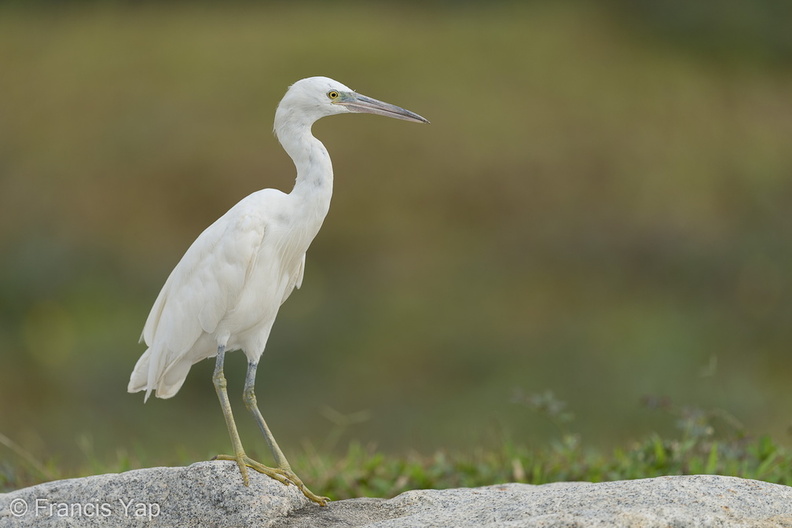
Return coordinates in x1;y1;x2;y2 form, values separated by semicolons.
2;461;791;527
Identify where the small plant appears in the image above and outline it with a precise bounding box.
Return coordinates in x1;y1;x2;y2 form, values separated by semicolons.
3;394;791;498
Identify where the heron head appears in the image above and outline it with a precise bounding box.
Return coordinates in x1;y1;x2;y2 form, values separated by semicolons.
279;76;429;126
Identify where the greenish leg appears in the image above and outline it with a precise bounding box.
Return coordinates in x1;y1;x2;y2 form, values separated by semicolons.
242;360;329;506
211;346;291;488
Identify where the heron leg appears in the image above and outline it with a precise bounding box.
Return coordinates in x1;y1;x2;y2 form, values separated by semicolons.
242;360;329;506
211;346;290;488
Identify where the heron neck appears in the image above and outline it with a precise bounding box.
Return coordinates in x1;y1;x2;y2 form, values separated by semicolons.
276;123;334;216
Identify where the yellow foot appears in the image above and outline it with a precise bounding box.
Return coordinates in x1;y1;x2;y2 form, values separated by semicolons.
212;454;329;506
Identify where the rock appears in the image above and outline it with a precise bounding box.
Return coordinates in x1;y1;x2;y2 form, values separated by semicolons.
282;476;792;528
0;461;304;527
2;461;792;527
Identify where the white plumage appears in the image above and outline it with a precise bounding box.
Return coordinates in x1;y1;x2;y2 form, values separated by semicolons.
127;76;428;505
130;189;309;397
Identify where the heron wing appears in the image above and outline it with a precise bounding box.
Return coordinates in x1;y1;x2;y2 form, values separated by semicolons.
134;191;278;398
142;208;267;349
282;252;306;304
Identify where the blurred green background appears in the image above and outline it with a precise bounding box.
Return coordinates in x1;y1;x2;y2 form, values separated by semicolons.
2;1;792;475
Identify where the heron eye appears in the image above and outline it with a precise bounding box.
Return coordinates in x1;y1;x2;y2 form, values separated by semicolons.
327;90;340;100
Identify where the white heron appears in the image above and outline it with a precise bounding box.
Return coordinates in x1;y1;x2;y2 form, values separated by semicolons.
128;77;428;505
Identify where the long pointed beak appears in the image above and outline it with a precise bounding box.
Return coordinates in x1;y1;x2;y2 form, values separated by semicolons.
339;93;429;124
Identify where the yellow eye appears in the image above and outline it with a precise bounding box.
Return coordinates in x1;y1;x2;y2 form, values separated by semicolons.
327;90;340;100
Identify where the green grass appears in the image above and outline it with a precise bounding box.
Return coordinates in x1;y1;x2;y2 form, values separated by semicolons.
4;395;791;499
